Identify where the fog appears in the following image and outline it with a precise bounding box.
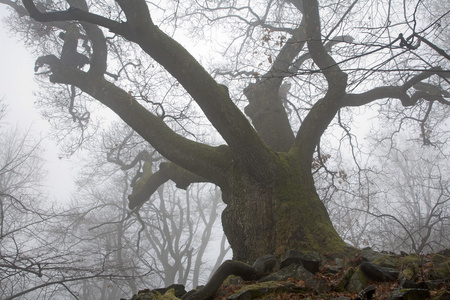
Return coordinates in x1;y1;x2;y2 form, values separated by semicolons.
0;1;448;299
1;7;75;203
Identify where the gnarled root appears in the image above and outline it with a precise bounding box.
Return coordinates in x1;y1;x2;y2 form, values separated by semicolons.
183;255;277;300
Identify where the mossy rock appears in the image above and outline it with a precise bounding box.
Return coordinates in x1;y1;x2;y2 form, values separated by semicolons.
432;263;450;279
432;254;450;266
360;248;386;262
130;288;180;300
387;288;429;300
429;254;450;280
431;290;450;300
336;267;369;293
374;255;400;269
402;254;421;265
402;267;418;281
430;263;450;280
346;268;369;293
335;267;355;292
437;249;450;257
401;254;421;281
222;274;244;286
228;281;296;299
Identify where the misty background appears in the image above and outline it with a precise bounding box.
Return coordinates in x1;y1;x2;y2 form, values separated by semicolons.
1;7;75;202
0;1;448;299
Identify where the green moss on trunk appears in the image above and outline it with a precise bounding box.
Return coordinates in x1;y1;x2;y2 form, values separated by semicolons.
221;153;346;263
273;153;346;256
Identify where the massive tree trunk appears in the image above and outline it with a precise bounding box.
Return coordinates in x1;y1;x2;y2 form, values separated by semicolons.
220;151;346;263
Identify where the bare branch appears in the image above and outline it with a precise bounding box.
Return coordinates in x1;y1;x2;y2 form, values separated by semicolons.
344;68;450;107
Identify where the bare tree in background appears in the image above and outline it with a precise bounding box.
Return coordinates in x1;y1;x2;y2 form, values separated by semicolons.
326;130;450;254
0;100;101;299
366;139;449;254
0;104;48;298
0;101;153;300
0;0;448;265
68;125;229;294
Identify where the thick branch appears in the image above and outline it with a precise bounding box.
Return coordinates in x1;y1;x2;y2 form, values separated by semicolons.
303;0;347;89
22;0;108;76
128;162;209;209
343;67;450;107
268;25;307;79
402;67;447;90
115;0;152;28
128;168;167;209
289;0;351;161
81;20;107;76
243;13;307;151
44;64;228;183
416;34;450;61
292;96;341;165
344;86;408;106
289;35;354;74
243;24;353;151
22;0;123;34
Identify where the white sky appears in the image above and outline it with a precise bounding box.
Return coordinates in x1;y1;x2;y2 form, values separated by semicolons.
0;6;75;204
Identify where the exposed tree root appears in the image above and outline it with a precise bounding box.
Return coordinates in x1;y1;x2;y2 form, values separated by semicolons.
183;255;277;300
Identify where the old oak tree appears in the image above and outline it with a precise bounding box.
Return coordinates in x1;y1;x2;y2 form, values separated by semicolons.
6;0;449;263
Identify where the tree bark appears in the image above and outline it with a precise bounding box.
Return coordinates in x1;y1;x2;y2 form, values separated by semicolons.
220;153;346;263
